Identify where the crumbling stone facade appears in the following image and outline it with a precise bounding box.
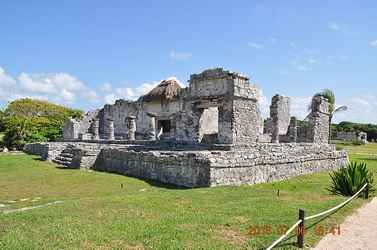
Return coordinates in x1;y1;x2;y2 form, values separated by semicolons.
268;95;291;143
25;67;346;187
308;96;330;143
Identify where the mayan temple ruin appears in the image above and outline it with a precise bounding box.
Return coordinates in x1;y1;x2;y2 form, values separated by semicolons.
25;68;348;187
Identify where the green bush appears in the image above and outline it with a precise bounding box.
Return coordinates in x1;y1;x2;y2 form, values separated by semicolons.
329;161;374;196
1;98;83;150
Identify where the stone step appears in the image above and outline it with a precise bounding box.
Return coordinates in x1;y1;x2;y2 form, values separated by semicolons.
52;158;71;167
60;152;74;158
55;155;73;162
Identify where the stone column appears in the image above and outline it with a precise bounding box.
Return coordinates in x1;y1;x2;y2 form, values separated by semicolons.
270;95;291;143
308;96;330;143
146;113;156;140
92;118;100;140
287;116;298;142
107;119;115;140
126;116;136;141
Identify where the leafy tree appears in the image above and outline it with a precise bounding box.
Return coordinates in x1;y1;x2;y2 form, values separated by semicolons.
335;121;377;141
2;98;83;149
0;110;5;132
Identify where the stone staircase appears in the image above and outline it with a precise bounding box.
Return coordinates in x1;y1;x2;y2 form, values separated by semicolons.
52;144;76;168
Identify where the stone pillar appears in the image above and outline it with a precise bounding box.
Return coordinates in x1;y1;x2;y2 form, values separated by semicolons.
308;96;330;143
270;95;291;143
146;113;156;140
287;116;298;142
107;119;115;140
92;119;100;140
125;116;136;141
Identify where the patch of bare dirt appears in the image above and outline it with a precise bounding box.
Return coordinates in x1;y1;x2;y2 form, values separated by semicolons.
215;225;249;248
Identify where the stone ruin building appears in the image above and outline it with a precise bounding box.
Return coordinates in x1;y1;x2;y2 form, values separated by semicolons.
335;131;368;144
25;68;348;187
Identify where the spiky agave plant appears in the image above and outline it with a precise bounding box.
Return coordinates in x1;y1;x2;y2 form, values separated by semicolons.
329;161;374;196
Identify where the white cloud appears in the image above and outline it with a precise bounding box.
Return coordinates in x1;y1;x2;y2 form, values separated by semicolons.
248;42;263;49
307;58;317;64
104;93;117;104
0;67;18;101
289;42;297;49
328;22;341;31
100;82;112;92
258;90;270;118
82;90;98;102
0;67;99;106
170;50;192;61
333;95;377;124
269;37;277;43
290;96;312;119
18;72;87;103
292;61;311;72
370;40;377;47
103;81;159;104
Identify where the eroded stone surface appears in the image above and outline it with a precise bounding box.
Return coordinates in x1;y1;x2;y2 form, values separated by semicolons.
24;67;343;187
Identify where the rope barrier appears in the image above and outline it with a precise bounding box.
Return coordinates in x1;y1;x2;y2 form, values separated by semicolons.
266;219;302;250
305;183;367;220
265;183;368;249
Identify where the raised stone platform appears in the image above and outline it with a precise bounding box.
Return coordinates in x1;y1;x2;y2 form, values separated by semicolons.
24;141;348;187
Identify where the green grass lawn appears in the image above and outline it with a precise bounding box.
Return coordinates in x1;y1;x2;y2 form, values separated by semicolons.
0;144;376;250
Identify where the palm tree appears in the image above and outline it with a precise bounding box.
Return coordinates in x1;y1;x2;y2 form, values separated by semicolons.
308;89;348;142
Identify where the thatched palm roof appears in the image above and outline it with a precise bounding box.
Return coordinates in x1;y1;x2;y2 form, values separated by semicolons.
141;78;182;102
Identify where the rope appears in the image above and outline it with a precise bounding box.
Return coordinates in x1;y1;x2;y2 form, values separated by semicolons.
305;183;367;220
266;219;302;250
265;183;368;249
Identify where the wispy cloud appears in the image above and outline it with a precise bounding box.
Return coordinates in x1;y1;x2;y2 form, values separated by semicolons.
333;95;377;124
291;60;311;72
0;67;97;104
328;22;341;31
369;40;377;47
248;42;263;49
170;50;192;61
307;58;317;64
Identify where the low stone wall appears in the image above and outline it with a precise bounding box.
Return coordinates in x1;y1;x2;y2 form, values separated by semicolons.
24;142;67;160
93;143;348;187
208;143;347;186
94;150;211;187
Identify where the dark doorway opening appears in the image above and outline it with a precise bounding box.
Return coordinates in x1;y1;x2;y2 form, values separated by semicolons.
158;120;171;133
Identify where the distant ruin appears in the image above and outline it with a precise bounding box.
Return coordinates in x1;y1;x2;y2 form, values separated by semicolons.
25;68;347;187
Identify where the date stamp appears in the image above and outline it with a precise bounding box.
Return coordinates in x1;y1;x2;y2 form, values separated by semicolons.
247;224;341;237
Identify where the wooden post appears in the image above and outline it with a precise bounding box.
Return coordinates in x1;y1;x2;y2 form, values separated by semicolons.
364;184;369;199
297;209;305;248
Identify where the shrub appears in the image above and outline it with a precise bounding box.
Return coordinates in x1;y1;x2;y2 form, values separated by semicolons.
1;98;83;149
329;161;374;196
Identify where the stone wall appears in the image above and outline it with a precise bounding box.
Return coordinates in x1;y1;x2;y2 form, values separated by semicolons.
208;143;347;186
93;149;211;187
24;142;68;160
93;143;347;187
231;98;262;144
335;131;357;141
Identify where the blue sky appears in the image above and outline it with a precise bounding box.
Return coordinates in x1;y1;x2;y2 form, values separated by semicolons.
1;0;377;123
